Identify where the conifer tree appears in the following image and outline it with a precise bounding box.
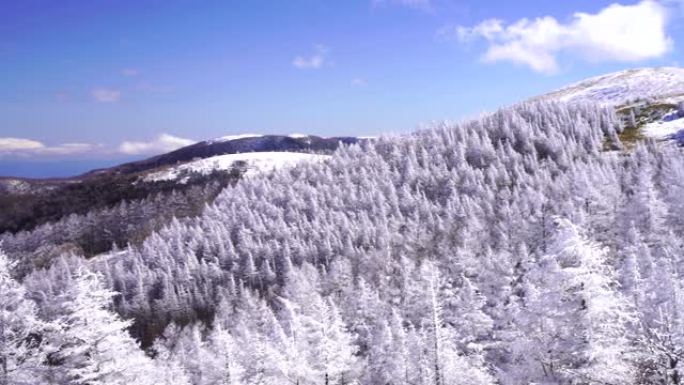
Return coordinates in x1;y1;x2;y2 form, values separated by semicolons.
51;270;168;385
0;250;51;385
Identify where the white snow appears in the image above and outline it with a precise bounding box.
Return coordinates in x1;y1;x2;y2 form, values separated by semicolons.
208;134;263;143
288;133;309;138
91;250;128;265
642;114;684;140
536;67;684;106
144;152;330;182
0;179;32;194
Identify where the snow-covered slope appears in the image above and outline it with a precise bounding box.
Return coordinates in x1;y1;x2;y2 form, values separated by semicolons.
94;134;358;177
145;152;330;182
536;67;684;106
642;110;684;141
206;134;263;144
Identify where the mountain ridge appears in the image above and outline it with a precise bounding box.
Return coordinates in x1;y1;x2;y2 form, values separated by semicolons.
85;134;359;178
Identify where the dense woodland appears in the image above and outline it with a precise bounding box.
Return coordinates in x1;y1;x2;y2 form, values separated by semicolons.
0;169;240;263
0;168;241;235
3;101;684;384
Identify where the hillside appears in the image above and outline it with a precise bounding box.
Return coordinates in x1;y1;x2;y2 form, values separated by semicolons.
0;134;355;258
537;67;684;146
5;69;684;384
536;67;684;106
144;152;331;182
88;134;359;177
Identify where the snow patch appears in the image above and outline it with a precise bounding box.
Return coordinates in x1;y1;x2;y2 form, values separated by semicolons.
145;152;330;182
642;114;684;140
208;134;263;143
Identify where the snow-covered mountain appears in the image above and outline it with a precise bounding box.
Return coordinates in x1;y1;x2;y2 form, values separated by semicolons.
131;134;359;182
536;67;684;106
93;134;360;177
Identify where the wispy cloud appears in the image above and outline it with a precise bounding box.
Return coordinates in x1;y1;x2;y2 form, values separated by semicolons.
351;78;368;86
373;0;432;11
292;45;329;70
0;133;196;158
0;138;100;157
118;134;196;155
91;88;121;103
121;68;140;77
447;0;673;74
40;143;101;155
0;138;45;152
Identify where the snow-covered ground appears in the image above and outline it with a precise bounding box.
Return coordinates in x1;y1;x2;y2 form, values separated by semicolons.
144;152;330;182
206;134;263;144
207;133;315;143
642;112;684;141
537;67;684;106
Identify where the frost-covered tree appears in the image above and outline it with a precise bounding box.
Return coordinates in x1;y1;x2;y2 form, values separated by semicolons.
206;325;245;385
421;262;495;385
307;297;359;385
512;219;635;384
634;252;684;385
0;250;50;385
50;270;170;385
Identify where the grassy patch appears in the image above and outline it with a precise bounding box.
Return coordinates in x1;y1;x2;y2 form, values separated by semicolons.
617;126;646;147
617;103;676;127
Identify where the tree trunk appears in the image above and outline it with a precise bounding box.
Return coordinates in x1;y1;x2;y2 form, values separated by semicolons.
670;356;680;385
0;319;6;385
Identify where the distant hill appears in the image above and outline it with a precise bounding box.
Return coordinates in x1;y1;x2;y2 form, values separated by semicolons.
85;134;360;177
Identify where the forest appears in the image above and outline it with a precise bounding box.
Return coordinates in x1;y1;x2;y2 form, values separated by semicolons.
0;168;241;235
2;100;683;384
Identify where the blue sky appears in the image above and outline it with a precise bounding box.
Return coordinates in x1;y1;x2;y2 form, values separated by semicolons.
1;0;683;166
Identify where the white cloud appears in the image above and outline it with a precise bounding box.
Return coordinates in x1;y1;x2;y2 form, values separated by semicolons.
0;138;45;152
452;0;673;74
118;134;196;155
40;143;100;155
292;45;329;70
92;88;121;103
0;134;194;158
0;138;99;156
121;68;140;77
